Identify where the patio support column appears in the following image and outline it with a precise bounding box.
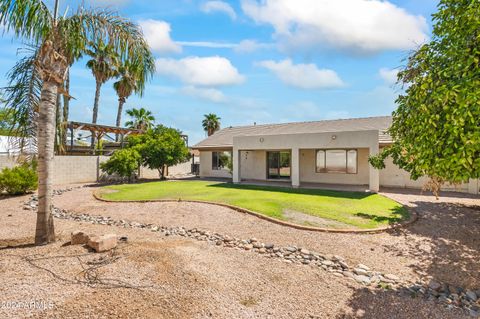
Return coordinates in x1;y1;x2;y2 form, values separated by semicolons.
468;179;479;195
291;147;300;188
369;144;380;192
233;147;240;183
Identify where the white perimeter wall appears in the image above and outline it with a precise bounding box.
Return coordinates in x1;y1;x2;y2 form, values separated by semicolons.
0;155;192;185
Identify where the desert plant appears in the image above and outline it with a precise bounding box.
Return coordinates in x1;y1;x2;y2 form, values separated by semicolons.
0;161;38;195
100;148;141;182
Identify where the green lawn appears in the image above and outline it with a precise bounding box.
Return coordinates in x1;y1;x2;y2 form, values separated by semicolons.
99;180;408;229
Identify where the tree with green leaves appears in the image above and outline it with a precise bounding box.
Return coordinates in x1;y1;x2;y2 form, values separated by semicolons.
128;125;190;179
100;148;140;182
369;0;480;195
202;113;221;136
0;0;154;245
125;107;155;131
113;60;150;140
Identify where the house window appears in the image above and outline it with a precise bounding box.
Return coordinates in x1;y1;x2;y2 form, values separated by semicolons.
316;149;357;174
212;151;231;170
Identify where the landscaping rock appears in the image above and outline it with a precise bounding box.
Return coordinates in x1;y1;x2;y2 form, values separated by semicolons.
357;264;370;271
384;274;399;282
466;290;478;302
24;185;480;317
87;234;117;252
429;280;442;291
71;231;89;245
321;260;334;267
354;275;371;285
300;248;310;255
353;268;368;276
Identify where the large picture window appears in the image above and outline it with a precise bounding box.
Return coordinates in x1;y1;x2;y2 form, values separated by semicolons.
316;149;357;174
212;151;231;170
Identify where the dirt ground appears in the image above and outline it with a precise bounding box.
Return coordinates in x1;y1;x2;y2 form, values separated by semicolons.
0;184;478;318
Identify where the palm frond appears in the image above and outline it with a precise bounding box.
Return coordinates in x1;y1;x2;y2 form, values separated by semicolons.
0;0;52;45
0;48;41;154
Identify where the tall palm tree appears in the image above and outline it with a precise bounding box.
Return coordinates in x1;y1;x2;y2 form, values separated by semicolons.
202;113;221;136
86;40;118;149
113;59;145;140
125;107;155;131
0;0;155;245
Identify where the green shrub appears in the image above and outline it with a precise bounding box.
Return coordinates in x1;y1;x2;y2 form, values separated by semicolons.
0;161;38;195
100;148;141;182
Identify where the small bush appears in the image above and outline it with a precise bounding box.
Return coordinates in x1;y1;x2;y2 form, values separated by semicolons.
100;148;141;182
0;161;38;195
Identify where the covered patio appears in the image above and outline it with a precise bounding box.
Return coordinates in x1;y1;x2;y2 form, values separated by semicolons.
231;129;381;192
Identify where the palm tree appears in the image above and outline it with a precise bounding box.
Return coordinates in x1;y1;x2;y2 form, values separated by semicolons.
202;113;221;136
86;39;118;148
125;107;155;131
0;0;154;245
113;59;146;140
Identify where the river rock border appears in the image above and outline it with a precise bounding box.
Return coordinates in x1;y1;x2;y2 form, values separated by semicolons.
92;190;418;234
22;188;480;318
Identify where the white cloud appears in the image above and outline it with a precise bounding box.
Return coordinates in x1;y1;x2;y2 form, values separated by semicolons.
139;20;182;54
379;68;399;85
181;86;227;103
234;39;272;53
177;41;236;49
257;59;344;89
241;0;428;54
201;1;237;20
177;39;273;53
155;56;245;86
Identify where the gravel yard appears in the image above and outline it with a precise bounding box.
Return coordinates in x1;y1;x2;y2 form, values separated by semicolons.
0;184;479;318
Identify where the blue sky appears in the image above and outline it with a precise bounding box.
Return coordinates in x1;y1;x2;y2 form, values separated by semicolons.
0;0;439;144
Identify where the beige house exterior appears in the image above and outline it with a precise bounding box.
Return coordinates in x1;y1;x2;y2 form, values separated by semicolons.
193;116;479;195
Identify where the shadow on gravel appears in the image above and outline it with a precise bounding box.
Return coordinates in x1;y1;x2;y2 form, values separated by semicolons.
383;199;480;289
339;287;465;319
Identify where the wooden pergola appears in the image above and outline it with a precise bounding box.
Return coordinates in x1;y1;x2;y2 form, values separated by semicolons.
66;121;143;154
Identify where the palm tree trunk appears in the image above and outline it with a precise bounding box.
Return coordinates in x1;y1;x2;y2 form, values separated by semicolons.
91;80;102;150
35;80;57;245
54;92;62;154
115;97;125;142
62;70;70;151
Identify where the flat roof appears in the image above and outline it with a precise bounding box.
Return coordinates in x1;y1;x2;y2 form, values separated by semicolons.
193;116;392;149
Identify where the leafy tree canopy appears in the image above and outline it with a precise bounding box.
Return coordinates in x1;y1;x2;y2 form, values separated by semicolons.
127;125;190;179
100;148;140;182
370;0;480;192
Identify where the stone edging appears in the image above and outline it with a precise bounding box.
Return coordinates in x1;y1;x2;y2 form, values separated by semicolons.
92;189;418;234
21;188;480;317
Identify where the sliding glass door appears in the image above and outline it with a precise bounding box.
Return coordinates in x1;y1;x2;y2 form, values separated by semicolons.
267;151;291;179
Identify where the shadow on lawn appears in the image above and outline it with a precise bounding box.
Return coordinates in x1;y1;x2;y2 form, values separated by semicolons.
207;182;373;200
354;206;409;224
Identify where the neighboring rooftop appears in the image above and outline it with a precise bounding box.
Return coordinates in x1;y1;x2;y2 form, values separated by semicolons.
193;116;392;149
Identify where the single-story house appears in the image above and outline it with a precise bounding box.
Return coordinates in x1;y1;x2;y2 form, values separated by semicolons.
192;116;479;195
